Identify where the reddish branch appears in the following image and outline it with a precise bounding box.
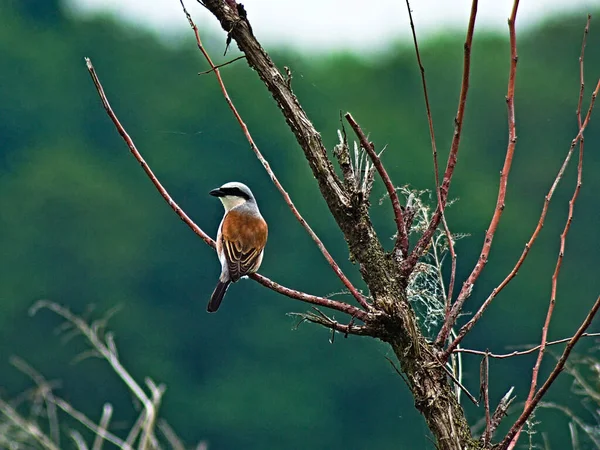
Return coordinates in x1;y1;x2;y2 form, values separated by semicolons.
343;113;408;257
401;0;478;276
84;57;367;322
499;296;600;450
404;0;457;319
179;0;369;310
445;68;600;359
508;18;595;449
436;0;520;347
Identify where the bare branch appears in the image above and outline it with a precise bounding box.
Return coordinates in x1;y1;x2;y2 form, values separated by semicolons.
438;0;520;346
29;301;158;449
454;333;600;359
444;78;600;359
499;295;600;449
179;0;369;310
51;396;132;450
84;57;369;319
404;0;457;319
402;0;479;275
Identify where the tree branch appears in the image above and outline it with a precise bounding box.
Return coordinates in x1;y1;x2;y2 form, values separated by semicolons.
444;78;600;358
404;0;457;319
84;57;368;320
438;0;520;347
401;0;479;276
498;295;600;449
179;0;369;310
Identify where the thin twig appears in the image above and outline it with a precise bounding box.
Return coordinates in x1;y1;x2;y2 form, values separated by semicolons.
179;0;369;310
454;332;600;358
84;57;369;320
197;55;245;74
344;113;408;257
444;80;600;357
404;0;457;321
512;20;594;448
499;295;600;449
438;0;520;347
480;353;491;446
401;0;479;277
29;301;154;450
537;402;600;449
51;397;132;450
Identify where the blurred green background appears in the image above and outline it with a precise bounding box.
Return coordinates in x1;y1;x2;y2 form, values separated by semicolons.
1;0;599;448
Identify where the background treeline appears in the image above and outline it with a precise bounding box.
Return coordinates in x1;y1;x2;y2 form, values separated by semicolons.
1;0;599;448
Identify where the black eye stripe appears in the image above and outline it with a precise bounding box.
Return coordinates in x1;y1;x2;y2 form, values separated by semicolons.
220;187;251;200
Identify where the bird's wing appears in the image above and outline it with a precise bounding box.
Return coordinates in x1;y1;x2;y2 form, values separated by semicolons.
222;239;263;281
221;210;268;282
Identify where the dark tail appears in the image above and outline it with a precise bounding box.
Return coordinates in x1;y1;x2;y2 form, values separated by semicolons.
207;280;231;313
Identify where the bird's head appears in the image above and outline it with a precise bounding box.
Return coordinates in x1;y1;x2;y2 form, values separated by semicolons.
210;181;255;211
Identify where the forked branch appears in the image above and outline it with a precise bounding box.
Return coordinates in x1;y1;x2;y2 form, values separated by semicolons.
179;0;369;310
84;57;368;322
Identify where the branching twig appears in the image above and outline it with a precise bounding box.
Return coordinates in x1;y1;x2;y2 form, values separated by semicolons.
344;113;408;257
84;57;369;320
438;0;520;347
499;295;600;449
29;301;158;450
401;0;479;276
404;0;457;321
51;397;132;450
455;333;600;359
179;0;369;310
443;40;600;360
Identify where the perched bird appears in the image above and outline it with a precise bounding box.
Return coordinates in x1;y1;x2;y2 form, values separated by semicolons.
207;182;268;312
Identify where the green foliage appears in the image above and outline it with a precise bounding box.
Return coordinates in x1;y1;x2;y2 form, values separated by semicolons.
0;2;599;448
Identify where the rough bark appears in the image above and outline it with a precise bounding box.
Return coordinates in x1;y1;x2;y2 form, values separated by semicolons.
200;1;481;448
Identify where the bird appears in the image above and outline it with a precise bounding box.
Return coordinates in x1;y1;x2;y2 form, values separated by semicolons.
207;181;268;312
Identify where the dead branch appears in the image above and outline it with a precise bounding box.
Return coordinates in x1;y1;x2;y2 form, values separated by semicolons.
29;300;161;450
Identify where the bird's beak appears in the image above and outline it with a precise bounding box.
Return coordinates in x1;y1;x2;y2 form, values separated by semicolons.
209;188;225;197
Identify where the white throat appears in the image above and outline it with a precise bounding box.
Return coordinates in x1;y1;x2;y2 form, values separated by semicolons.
220;196;247;212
